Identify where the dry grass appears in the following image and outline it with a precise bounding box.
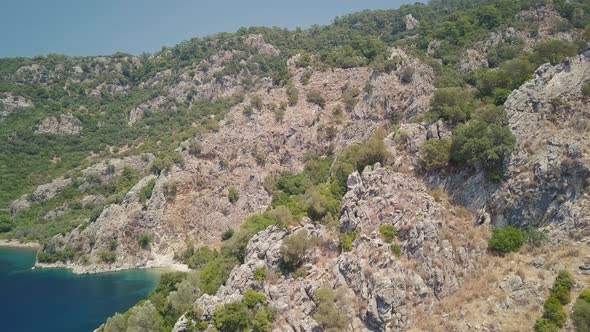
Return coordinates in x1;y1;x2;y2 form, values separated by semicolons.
412;241;590;331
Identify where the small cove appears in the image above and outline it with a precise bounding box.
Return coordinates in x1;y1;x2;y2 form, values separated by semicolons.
0;246;159;332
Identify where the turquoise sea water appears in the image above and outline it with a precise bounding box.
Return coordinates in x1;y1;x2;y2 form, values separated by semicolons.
0;246;159;332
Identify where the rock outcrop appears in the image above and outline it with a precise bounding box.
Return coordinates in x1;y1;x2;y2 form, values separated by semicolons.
419;50;590;242
459;5;579;73
36;113;83;136
0;94;33;117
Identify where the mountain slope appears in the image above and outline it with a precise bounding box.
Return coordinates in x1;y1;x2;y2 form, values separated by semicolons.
1;0;590;331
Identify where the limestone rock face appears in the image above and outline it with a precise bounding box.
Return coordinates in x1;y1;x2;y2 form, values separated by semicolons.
421;50;590;242
404;14;419;31
0;94;33;117
36;113;82;136
175;166;485;331
10;177;72;216
244;34;281;57
488;50;590;240
35;175;175;273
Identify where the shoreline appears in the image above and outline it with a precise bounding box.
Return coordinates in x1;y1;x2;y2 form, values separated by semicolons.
0;239;41;250
35;260;190;275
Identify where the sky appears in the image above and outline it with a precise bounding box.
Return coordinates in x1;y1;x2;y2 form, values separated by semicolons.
0;0;422;58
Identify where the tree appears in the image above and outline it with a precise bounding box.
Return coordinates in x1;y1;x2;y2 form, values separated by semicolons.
430;88;475;124
451;106;515;177
534;40;577;65
280;231;319;272
0;214;14;233
314;287;351;330
167;274;201;317
214;302;250;332
103;313;127;332
126;301;164;332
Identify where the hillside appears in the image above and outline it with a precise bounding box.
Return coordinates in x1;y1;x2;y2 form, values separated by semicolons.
1;0;590;331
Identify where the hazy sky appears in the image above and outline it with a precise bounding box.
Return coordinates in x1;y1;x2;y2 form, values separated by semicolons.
0;0;422;58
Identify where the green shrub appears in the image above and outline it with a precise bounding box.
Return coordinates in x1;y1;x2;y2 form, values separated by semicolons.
493;88;511;106
379;225;397;243
221;214;276;263
551;271;575;304
222;228;234;241
138;233;152;249
306;91;326;109
579;289;590;303
286;83;299;106
254;268;267;282
488;226;525;255
400;67;415;84
419;139;452;171
243;289;267;308
251;95;263;110
573;291;590;332
339;231;358;252
534;318;559;332
188;141;202;156
37;248;77;263
251;308;273;332
304;186;340;223
582;81;590;97
276;173;312;196
280;231;319;272
98;251;117;264
198;256;238;295
390;243;402;257
184;246;220;269
228;186;239;204
543;296;567;328
301;70;313;85
525;227;548;247
139;179;156;204
267;206;294;229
